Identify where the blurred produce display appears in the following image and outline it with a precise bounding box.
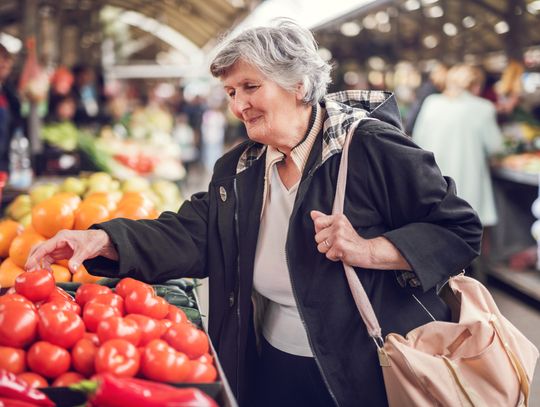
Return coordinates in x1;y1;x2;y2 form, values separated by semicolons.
0;172;183;286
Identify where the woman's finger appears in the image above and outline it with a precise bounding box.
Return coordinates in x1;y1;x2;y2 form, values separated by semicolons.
310;210;333;233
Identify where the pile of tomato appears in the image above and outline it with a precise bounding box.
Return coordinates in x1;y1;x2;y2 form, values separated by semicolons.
0;270;217;388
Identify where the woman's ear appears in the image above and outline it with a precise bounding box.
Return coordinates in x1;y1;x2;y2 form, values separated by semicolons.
295;82;305;102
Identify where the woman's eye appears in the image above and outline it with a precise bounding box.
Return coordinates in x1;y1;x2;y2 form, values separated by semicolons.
245;84;259;91
227;90;235;98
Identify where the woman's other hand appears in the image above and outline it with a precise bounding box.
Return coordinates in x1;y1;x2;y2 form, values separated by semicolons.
25;229;118;273
310;210;412;271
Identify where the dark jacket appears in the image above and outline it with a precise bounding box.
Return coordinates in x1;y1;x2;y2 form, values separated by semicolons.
86;91;482;406
0;81;22;171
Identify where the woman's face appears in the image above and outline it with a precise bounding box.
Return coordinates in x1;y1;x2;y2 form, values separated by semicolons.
222;59;305;149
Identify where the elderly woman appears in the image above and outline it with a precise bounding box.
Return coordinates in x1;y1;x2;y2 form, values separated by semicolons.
27;20;482;407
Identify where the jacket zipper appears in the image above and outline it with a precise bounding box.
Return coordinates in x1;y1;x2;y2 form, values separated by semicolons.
284;173;339;407
233;179;242;398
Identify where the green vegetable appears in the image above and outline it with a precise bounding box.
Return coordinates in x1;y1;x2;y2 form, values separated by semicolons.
97;278;121;288
164;292;191;307
179;307;202;326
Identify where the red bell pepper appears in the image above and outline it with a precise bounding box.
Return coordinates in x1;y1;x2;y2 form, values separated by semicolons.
0;397;47;407
73;374;218;407
0;370;54;407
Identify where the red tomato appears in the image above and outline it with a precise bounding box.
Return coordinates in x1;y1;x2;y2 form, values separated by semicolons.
197;353;214;365
17;372;48;388
0;294;36;311
162;323;209;359
186;360;217;383
115;278;154;298
83;302;121;333
97;316;141;346
38;304;85;349
166;305;187;324
47;286;75;302
86;293;124;315
83;332;100;346
41;298;81;315
0;346;26;374
71;338;98;377
95;339;140;378
75;284;112;308
140;339;190;382
14;269;55;302
124;314;162;346
27;341;71;379
0;302;38;348
159;319;173;335
52;371;85;387
124;290;168;319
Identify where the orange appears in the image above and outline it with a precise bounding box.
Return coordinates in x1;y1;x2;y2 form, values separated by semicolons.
72;264;101;284
74;202;110;230
0;257;24;287
51;264;72;283
53;192;82;211
84;192;118;212
31;197;75;238
117;192;154;211
0;219;21;258
9;231;47;268
57;259;70;268
112;202;151;220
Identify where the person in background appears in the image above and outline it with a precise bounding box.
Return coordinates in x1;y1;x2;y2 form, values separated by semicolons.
413;64;504;229
72;65;104;126
0;44;22;171
26;21;482;407
404;62;447;136
201;99;226;172
172;112;198;172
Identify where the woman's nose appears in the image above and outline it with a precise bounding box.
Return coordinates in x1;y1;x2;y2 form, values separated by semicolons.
232;92;250;116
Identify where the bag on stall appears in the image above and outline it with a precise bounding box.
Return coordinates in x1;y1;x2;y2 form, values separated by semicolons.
335;120;539;407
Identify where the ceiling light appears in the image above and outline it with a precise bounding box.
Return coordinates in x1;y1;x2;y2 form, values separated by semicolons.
421;0;439;4
462;16;476;28
426;5;444;18
404;0;421;11
340;21;361;37
375;11;389;24
368;56;386;70
0;33;22;53
527;0;540;13
344;71;360;86
494;21;509;34
318;47;332;61
363;15;377;30
423;35;438;48
443;23;458;36
378;23;391;33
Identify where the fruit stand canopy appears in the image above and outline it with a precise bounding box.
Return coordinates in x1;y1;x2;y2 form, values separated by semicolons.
0;0;255;49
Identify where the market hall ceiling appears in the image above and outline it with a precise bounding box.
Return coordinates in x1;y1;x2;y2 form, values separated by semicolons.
0;0;258;48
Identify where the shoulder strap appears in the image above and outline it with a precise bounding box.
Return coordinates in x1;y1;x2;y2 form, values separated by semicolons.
333;118;383;341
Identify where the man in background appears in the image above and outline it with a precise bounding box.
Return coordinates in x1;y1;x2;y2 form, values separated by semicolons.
0;44;21;171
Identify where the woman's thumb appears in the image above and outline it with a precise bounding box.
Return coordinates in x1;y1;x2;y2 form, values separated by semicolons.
310;210;326;220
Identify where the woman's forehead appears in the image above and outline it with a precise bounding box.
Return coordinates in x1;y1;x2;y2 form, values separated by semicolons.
221;60;265;85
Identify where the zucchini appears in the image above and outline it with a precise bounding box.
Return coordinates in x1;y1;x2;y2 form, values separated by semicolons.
97;278;120;288
164;292;191;307
56;282;81;292
179;306;202;326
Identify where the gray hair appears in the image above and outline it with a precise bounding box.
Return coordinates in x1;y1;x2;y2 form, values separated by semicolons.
210;19;332;105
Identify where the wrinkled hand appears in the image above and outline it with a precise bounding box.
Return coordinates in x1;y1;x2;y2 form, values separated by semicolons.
25;229;118;274
310;210;372;267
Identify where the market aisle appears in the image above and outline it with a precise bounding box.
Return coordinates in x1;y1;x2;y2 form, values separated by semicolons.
183;166;540;406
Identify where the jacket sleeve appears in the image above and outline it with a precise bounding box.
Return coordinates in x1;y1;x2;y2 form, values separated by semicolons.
84;191;209;283
351;120;482;291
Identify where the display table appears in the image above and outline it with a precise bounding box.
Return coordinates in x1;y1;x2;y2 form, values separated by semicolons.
485;166;540;303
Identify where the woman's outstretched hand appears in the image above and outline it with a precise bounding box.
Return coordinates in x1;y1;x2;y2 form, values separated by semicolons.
25;229;118;273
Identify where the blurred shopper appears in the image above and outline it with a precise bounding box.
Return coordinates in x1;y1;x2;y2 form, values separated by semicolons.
72;65;104;126
27;21;482;407
172;112;198;171
0;44;22;171
404;63;447;136
201;101;226;172
413;64;504;227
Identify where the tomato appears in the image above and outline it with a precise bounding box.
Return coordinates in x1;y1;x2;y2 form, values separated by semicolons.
0;302;38;348
166;305;187;324
159;319;173;335
71;338;98;377
75;284;112;308
83;302;122;333
0;346;26;374
83;332;100;346
125;290;168;319
197;353;214;365
17;372;48;388
41;298;81;315
38;304;85;349
140;339;190;382
115;278;154;298
95;339;140;378
27;341;71;379
0;294;36;311
185;360;217;383
162;323;209;359
14;269;55;302
47;286;75;302
97;316;141;346
124;314;162;346
86;293;124;315
52;371;85;387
